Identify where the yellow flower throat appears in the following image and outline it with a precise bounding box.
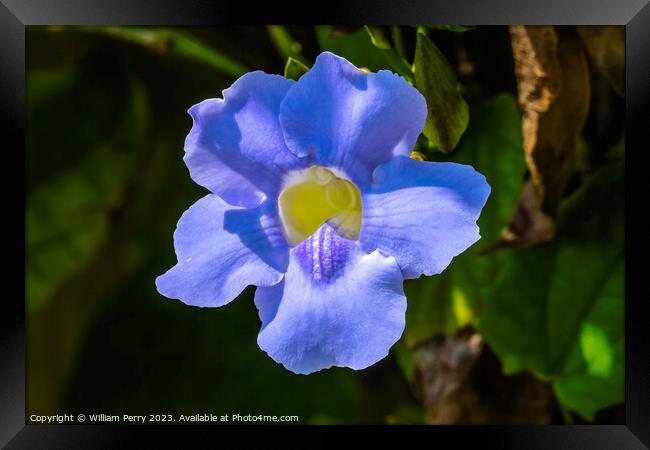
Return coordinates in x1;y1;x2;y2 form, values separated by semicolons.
278;166;362;246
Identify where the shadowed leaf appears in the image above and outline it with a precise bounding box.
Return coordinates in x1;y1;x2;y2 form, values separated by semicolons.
414;32;469;153
477;162;624;420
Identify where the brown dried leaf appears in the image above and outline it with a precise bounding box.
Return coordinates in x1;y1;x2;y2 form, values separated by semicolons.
500;26;590;248
413;329;555;424
413;330;483;422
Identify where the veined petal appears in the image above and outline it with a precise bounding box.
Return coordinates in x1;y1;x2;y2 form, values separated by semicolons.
361;156;490;279
156;194;288;307
255;224;406;374
185;71;307;208
279;52;427;188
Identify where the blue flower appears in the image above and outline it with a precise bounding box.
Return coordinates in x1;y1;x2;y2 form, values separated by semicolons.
156;52;490;374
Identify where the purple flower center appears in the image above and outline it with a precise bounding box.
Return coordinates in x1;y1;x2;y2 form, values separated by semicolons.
294;224;354;283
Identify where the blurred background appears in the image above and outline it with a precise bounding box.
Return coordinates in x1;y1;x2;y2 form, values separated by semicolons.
26;25;625;424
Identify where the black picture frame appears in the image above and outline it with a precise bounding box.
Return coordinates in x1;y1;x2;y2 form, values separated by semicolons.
2;0;649;447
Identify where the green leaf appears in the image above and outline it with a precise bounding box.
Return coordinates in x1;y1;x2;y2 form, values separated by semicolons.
268;26;308;65
414;32;469;153
553;262;624;420
477;162;624;420
163;28;249;76
365;26;392;49
26;66;150;311
319;25;413;80
403;94;526;345
68;26;250;77
363;26;414;82
315;25;388;73
284;57;310;80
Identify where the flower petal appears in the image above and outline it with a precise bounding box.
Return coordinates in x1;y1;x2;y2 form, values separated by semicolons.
279;52;427;188
156;194;288;307
360;156;490;279
255;224;406;374
185;71;306;208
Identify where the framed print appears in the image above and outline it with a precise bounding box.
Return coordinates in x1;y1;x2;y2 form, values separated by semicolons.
2;0;649;447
